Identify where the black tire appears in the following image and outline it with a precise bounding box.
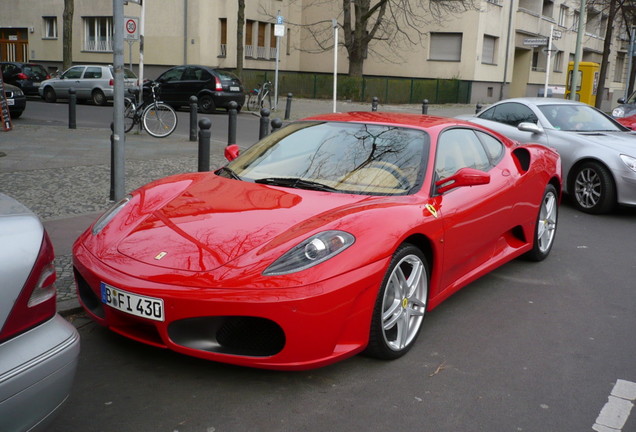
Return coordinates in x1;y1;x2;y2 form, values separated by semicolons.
92;89;107;106
43;87;56;103
198;94;216;114
571;161;615;214
142;102;177;138
123;98;136;133
10;110;23;119
524;184;558;262
365;244;428;360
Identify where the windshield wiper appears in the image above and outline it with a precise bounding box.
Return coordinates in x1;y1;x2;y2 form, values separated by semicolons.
255;177;337;192
216;166;241;180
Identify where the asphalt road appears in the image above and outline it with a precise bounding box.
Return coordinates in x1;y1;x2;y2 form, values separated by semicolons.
16;98;636;432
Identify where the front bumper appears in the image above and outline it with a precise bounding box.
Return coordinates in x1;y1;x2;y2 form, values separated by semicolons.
73;242;388;370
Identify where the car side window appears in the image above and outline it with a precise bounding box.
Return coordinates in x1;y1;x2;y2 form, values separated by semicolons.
435;128;491;180
475;131;505;164
63;67;84;79
83;67;102;79
199;69;213;82
160;67;185;82
489;103;538;127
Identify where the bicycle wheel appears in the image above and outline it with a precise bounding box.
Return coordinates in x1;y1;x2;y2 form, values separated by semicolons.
123;98;136;133
247;93;259;111
142;102;177;138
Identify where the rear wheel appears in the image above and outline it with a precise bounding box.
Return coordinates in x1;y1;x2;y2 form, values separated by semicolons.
524;184;558;261
365;244;428;360
43;87;56;103
571;161;615;214
246;93;259;111
198;94;216;114
92;89;107;106
142;102;177;138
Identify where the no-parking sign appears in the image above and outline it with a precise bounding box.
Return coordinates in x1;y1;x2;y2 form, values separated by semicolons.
124;16;139;40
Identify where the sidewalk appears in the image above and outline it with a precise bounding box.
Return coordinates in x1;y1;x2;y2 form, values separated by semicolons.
0;98;475;315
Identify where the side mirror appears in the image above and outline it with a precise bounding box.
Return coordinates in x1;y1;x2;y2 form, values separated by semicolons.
518;122;542;134
618;97;626;104
436;168;490;194
224;144;240;161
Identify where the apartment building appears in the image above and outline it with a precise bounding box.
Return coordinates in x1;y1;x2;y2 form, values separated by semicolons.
0;0;628;109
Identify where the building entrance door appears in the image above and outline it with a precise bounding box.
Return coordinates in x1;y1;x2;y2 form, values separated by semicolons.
0;28;29;62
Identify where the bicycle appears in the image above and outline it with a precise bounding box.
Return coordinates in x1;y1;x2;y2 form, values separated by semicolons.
124;82;178;138
246;81;272;111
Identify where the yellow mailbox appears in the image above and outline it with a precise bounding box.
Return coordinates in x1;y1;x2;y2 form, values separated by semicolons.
565;61;600;106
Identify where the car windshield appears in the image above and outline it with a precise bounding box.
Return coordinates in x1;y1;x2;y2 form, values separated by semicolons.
538;104;624;132
225;121;429;195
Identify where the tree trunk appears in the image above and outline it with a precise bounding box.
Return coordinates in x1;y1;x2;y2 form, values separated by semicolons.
236;0;245;80
62;0;73;71
595;0;616;109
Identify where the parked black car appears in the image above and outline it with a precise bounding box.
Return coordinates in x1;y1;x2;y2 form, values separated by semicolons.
1;62;50;96
154;65;245;113
3;83;27;119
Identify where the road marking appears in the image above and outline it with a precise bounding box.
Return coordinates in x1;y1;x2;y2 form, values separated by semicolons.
593;380;636;431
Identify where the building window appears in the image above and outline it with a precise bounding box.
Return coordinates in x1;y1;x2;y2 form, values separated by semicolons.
614;53;625;82
553;51;563;72
43;16;57;39
245;19;254;57
573;11;579;30
542;0;554;19
219;18;227;57
558;5;568;27
257;22;267;58
429;33;462;61
83;17;113;52
532;47;547;72
482;35;497;65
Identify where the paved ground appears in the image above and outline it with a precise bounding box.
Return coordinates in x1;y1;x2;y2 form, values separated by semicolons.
0;98;475;315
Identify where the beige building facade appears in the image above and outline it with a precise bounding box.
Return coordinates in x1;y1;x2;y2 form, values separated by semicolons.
0;0;629;109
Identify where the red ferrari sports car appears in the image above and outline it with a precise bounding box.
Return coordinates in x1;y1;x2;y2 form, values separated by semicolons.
73;112;561;370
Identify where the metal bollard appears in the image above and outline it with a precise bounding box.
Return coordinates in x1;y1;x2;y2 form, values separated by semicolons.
422;99;429;115
109;122;115;201
371;96;379;112
228;101;238;145
198;118;212;172
476;103;483;114
189;96;198;142
271;118;283;134
68;87;77;129
284;93;293;120
259;108;271;139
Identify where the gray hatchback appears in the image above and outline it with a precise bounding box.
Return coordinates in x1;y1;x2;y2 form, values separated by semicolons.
39;64;137;105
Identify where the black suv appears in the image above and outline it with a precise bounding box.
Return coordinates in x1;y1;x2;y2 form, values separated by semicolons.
1;62;50;96
154;65;245;113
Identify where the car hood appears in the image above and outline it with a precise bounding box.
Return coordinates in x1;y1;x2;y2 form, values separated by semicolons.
569;130;636;153
114;175;387;272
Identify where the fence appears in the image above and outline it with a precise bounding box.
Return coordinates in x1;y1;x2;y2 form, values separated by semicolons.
240;70;472;105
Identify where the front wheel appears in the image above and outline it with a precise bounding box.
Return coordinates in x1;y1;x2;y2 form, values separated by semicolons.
123;98;136;133
524;184;558;261
365;244;428;360
571;161;615;214
142;102;177;138
43;87;56;103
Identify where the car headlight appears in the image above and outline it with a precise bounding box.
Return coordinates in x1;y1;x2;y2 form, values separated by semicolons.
92;195;132;235
263;230;355;275
612;106;625;118
12;87;24;96
620;154;636;173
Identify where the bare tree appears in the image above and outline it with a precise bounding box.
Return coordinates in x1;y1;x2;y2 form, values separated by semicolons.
267;0;479;77
63;0;73;71
236;0;245;80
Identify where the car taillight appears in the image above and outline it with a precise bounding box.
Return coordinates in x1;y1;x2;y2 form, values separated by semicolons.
0;232;57;343
16;72;29;80
109;78;114;86
46;74;51;79
215;76;223;91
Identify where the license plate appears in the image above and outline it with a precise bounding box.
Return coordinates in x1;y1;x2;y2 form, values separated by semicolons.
34;82;41;87
101;282;164;321
7;99;14;106
230;86;240;92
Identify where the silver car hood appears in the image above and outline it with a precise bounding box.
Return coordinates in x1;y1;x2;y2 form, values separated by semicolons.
569;131;636;154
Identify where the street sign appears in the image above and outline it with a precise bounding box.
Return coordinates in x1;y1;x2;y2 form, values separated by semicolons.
523;37;548;46
274;24;285;37
124;16;139;40
552;29;562;40
276;15;284;25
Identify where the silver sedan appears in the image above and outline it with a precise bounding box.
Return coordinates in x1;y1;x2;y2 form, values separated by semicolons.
459;98;636;214
0;193;80;431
